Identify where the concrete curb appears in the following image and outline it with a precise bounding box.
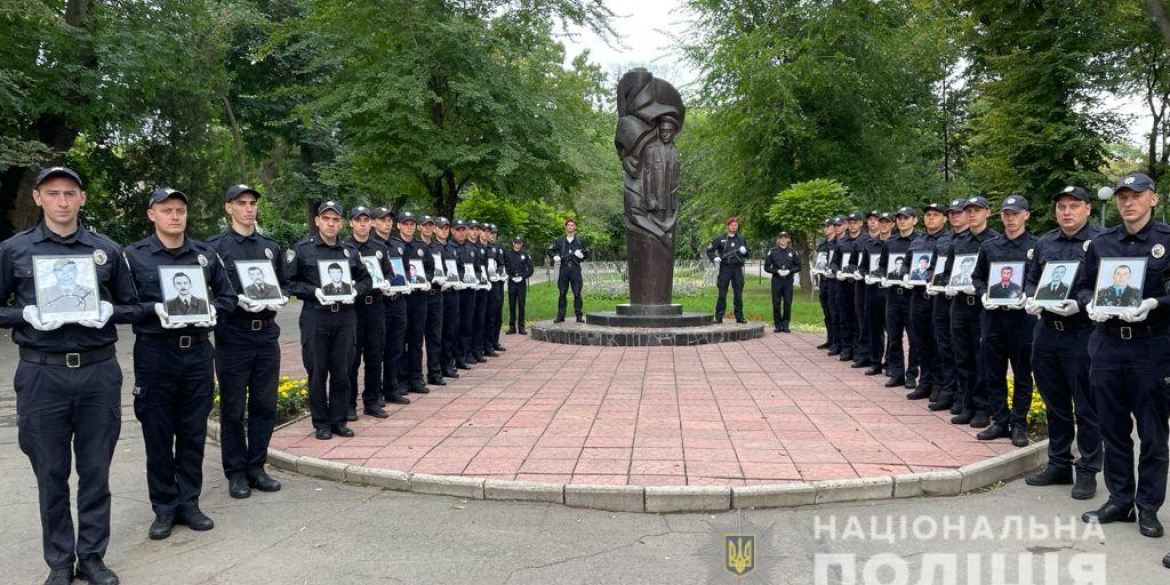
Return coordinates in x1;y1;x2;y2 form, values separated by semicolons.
209;420;1050;513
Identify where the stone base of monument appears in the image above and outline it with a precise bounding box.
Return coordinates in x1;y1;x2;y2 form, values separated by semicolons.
530;303;764;346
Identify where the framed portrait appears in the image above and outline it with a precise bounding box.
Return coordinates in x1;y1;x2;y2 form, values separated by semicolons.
487;258;499;281
840;252;856;274
444;259;463;290
234;259;283;306
813;252;828;275
316;259;354;302
431;253;446;281
1093;257;1146;314
906;252;933;286
884;255;906;283
158;265;212;323
461;262;479;286
1033;260;1079;306
407;258;428;290
928;256;949;293
477;265;490;289
33;255;101;323
387;257;410;292
867;254;881;276
985;261;1026;305
360;255;386;288
948;254;978;288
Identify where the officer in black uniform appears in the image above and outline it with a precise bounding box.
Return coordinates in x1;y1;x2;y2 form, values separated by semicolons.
830;212;864;360
345;206;392;418
372;207;410;406
504;235;534;334
286;201;370;440
1075;172;1170;543
904;203;947;401
393;212;434;391
468;220;492;360
880;208;918;387
850;211;878;367
970;195;1037;441
547;217;590;322
764;231;801;332
857;212;889;369
707;216;750;323
433;217;462;379
453;220;479;367
418;215;447;385
125;187;236;541
941;197;998;423
928;199;969;411
1;167;138;585
815;218;838;350
207;184;287;501
1022;186;1102;500
485;224;507;352
479;223;501;355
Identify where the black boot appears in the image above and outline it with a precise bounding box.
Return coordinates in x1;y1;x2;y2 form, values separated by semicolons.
950;409;974;425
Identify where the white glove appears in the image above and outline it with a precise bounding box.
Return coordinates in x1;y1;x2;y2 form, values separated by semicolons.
925;287;938;297
314;288;336;307
194;305;217;327
77;300;115;329
418;280;431;292
339;293;355;304
944;286;958;298
432;276;444;286
1045;299;1080;317
959;285;976;295
573;249;584;259
1120;298;1158;323
779;269;790;277
981;293;1000;311
237;295;267;313
553;255;561;264
378;281;394;295
512;276;523;283
154;303;185;329
1023;298;1044;316
863;275;875;285
878;278;890;288
738;246;747;255
1086;300;1111;323
23;305;64;331
271;296;289;312
1007;293;1027;310
824;271;835;280
713;256;722;265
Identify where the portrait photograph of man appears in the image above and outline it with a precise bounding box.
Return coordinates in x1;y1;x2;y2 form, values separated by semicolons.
813;252;828;274
948;254;978;287
908;252;932;284
461;262;479;286
444;259;461;289
159;266;212;323
388;257;409;290
361;256;386;288
316;260;354;300
408;259;428;289
33;255;101;322
234;259;283;304
928;256;949;291
1033;261;1077;304
1094;258;1145;312
986;261;1025;304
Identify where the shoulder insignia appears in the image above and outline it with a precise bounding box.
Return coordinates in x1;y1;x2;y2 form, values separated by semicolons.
1154;244;1165;259
264;248;274;260
1026;248;1034;260
1083;241;1090;252
520;254;526;260
343;248;351;258
376;250;383;260
93;249;108;266
418;248;424;257
197;254;208;267
398;247;404;255
285;248;296;263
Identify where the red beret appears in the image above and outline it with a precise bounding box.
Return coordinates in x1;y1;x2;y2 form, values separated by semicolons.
726;216;738;225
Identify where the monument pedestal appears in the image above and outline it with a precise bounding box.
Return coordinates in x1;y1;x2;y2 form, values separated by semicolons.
530;303;763;346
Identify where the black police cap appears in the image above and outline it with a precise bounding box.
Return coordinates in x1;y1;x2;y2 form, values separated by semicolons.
316;200;342;216
421;215;435;225
1000;195;1029;212
922;203;946;214
1053;186;1090;203
372;206;393;219
453;219;467;229
35;166;83;189
148;188;189;209
349;206;373;220
895;206;917;218
1115;172;1156;193
846;212;862;221
398;211;417;224
224;184;260;203
435;216;450;227
964;196;991;210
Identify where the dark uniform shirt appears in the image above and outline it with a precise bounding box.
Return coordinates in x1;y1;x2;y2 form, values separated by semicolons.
815;237;836;274
941;227;1000;289
763;246;801;278
1024;225;1101;312
971;231;1038;300
455;240;480;285
0;222;142;351
395;236;435;284
706;232;750;266
830;232;862;275
207;228;288;319
548;235;590;267
345;234;392;297
1076;219;1170;326
284;235;371;306
903;229;945;286
124;234;237;334
503;247;534;278
879;231;916;281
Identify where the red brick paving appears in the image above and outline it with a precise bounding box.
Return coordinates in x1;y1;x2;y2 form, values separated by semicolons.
270;331;1023;486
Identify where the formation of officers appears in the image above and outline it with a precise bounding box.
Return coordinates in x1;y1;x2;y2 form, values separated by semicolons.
0;167;538;585
811;172;1170;568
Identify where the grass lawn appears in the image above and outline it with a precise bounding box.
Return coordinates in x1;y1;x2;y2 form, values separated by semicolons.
520;277;827;331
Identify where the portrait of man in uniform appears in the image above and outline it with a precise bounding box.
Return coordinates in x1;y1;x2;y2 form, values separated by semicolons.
387;257;409;290
813;252;828;274
317;260;354;300
909;253;932;284
929;256;949;291
34;256;101;322
461;262;479;286
233;259;282;304
1094;259;1144;310
886;256;904;280
949;254;978;287
1034;261;1077;303
158;266;212;323
986;261;1025;303
407;259;428;289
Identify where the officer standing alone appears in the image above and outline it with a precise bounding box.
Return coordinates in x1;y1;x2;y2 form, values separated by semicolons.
1;167;139;585
763;231;801;332
707;216;750;323
207;184;287;500
548;218;589;323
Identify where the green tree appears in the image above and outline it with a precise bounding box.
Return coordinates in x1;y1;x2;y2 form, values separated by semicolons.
767;178;851;295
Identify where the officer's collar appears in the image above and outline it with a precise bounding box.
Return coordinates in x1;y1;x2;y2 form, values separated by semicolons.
313;235;343;249
229;227;257;243
1120;217;1155;242
33;220;90;245
147;233;193;254
1001;231;1029;246
1058;222;1094;242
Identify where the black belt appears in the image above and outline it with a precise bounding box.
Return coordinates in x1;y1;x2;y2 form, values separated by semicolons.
1095;322;1169;340
892;287;906;296
359;295;379;305
428;288;441;296
137;332;210;349
224;316;276;331
1041;317;1090;333
959;294;978;306
307;302;347;313
20;344;116;368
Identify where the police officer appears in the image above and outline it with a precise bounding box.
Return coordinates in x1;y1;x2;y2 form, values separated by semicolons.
433;217;462;379
815;218;838;350
468;221;492;359
1075;172;1170;542
125;187;236;541
394;211;435;391
707;216;750;323
859;212;891;371
371;207;410;406
207;184;287;501
504;235;534;334
830;212;864;360
970;195;1037;441
1;167;138;585
904;203;948;401
548;217;589;323
345;206;392;418
419;215;448;385
928;199;970;412
286;201;370;440
850;211;879;368
881;208;917;387
485;224;507;353
1022;186;1102;499
764;231;801;332
453;220;480;367
941;197;998;424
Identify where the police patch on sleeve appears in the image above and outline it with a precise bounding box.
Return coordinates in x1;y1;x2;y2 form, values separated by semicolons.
1083;241;1090;252
397;247;404;255
197;254;208;267
285;248;296;263
93;249;108;266
265;248;274;260
1026;248;1034;260
418;249;424;257
1154;244;1166;259
520;254;526;260
376;250;383;260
